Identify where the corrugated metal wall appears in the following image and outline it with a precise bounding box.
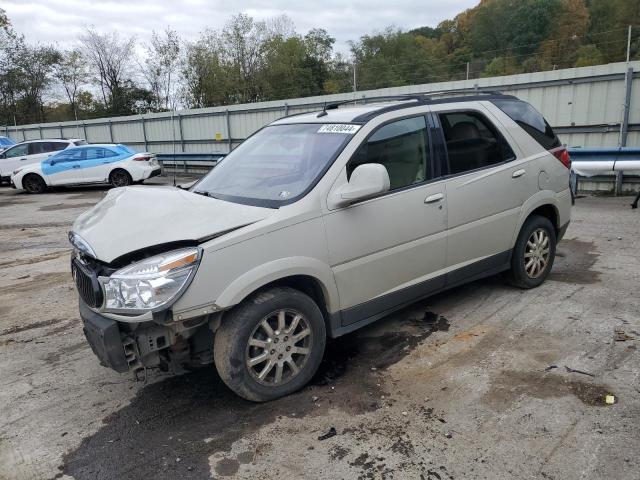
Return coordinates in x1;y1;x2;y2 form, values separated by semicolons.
4;61;639;153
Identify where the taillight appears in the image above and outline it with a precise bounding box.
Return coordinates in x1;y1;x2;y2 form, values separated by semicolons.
134;155;151;161
550;146;571;169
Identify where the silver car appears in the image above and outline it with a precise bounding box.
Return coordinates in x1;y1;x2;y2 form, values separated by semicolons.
69;92;571;401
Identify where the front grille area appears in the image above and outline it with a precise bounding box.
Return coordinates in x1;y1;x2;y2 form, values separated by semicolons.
72;259;104;308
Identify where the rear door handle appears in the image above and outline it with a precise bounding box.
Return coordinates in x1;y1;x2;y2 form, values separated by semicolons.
424;193;444;204
72;165;81;169
19;157;27;161
512;169;526;178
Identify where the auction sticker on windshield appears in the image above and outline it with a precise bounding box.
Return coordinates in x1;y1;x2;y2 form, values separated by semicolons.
317;124;361;134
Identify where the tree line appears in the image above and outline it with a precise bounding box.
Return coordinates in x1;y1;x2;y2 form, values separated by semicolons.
0;0;638;127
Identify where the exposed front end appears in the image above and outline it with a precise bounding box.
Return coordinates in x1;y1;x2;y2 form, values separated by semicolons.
70;236;216;375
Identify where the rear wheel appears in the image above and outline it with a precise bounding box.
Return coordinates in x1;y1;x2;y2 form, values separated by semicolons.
109;169;132;188
214;287;326;402
22;173;46;194
508;215;557;289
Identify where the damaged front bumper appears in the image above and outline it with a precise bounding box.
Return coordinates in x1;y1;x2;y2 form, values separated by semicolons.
79;299;215;374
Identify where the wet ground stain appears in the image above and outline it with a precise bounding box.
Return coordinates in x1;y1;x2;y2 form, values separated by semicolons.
549;238;600;284
38;202;97;212
0;249;69;268
44;340;89;365
0;317;65;336
2;272;71;295
485;370;613;411
60;309;450;480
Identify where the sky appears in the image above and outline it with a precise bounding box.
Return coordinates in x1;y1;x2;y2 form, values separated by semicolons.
3;0;478;53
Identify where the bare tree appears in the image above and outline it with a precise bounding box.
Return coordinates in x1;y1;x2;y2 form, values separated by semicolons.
142;27;181;110
54;49;86;121
79;27;135;113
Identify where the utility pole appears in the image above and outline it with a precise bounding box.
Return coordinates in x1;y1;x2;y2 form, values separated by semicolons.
626;25;632;63
466;62;470;80
352;62;357;92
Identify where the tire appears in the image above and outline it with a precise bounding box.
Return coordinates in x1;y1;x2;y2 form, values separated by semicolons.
22;173;46;194
109;169;132;188
508;215;557;289
214;287;326;402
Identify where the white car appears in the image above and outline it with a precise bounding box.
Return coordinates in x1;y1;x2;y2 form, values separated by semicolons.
0;138;85;185
11;144;161;193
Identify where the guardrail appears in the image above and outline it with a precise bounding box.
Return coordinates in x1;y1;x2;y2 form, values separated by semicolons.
568;147;640;195
156;153;226;175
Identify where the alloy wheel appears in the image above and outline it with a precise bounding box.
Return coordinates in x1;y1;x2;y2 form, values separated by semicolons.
524;228;551;278
245;309;312;386
111;172;130;187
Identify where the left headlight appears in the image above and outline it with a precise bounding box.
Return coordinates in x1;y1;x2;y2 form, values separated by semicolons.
102;247;201;313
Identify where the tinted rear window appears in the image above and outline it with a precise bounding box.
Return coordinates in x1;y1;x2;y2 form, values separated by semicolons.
115;145;135;155
492;99;560;150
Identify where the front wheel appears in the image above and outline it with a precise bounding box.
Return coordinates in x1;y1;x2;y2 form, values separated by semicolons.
508;215;557;289
214;287;326;402
22;173;46;194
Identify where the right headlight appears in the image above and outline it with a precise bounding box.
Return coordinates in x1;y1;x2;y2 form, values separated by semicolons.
102;247;201;313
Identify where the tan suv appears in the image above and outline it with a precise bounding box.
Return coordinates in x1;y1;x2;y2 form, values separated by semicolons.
69;92;571;401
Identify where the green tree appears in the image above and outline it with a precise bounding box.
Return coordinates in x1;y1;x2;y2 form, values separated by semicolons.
574;44;605;66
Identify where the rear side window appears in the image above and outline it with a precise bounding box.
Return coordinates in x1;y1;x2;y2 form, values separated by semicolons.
50;142;68;151
28;143;48;155
439;111;515;175
492;100;560;150
85;147;117;160
28;142;67;155
348;116;431;190
115;145;135;155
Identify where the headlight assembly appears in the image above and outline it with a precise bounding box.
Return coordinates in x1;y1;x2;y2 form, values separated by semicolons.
102;247;201;313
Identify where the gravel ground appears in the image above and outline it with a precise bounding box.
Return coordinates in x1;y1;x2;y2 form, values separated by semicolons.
0;181;638;480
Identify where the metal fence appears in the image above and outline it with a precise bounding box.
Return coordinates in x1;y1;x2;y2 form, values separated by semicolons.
2;61;638;154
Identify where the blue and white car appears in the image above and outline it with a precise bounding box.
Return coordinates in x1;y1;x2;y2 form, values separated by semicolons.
0;136;16;153
11;144;161;193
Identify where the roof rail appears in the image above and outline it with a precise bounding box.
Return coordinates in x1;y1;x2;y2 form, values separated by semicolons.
421;88;504;99
317;94;427;117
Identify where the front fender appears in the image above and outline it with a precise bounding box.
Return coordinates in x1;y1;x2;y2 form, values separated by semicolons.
214;256;340;313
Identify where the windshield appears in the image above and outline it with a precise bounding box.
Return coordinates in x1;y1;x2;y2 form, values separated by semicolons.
192;123;357;207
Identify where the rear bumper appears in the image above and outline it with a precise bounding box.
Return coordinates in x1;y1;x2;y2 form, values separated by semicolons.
558;221;570;241
145;167;161;179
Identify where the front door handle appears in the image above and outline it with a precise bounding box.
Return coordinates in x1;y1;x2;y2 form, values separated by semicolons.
72;165;81;169
19;157;27;161
512;169;526;178
424;193;444;204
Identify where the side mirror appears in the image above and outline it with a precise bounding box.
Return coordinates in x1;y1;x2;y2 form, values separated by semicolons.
331;163;390;208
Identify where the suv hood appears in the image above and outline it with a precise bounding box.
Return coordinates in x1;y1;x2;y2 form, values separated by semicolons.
72;186;274;263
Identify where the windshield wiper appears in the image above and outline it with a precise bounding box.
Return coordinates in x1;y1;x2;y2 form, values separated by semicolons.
193;190;212;197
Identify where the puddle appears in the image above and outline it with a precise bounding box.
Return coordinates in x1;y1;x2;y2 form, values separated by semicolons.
485;370;613;411
549;238;600;284
61;308;449;479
